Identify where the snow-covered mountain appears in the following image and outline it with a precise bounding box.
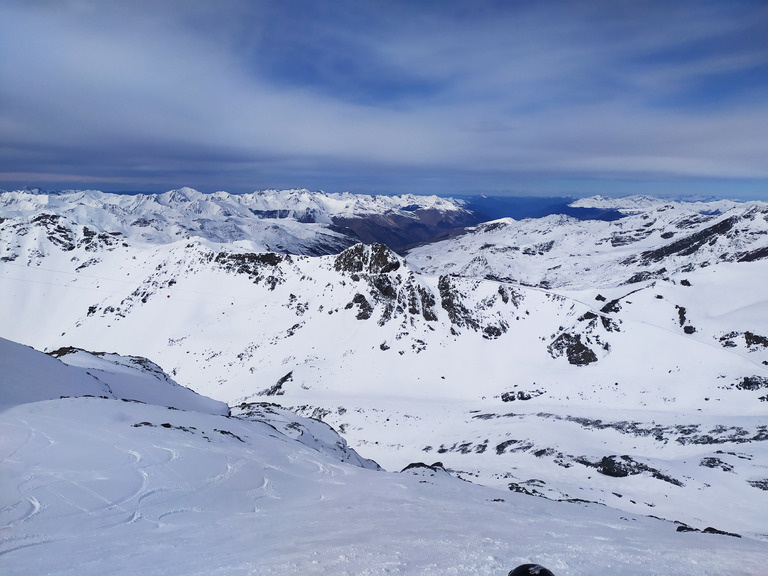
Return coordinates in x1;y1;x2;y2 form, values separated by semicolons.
0;187;474;255
1;188;768;545
407;195;768;289
3;337;768;575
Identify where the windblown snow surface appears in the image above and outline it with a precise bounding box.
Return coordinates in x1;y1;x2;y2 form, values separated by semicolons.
2;189;768;574
2;338;767;576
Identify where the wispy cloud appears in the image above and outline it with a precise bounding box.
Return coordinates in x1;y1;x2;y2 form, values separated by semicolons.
1;0;767;197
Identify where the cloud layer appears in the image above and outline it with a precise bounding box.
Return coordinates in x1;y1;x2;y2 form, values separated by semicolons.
2;0;768;197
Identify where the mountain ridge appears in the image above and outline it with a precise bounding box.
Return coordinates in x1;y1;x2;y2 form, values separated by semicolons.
1;188;767;537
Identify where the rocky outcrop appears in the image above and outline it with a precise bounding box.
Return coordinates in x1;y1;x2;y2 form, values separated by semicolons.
577;454;684;487
548;333;598;366
214;251;290;289
334;243;402;274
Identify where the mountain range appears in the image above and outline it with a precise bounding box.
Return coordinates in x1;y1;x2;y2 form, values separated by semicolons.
1;187;767;565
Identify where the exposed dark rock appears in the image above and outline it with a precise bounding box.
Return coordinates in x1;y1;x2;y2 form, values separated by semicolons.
745;331;768;349
501;390;544;402
401;461;446;474
482;325;504;339
719;331;768;351
334;243;401;274
370;275;396;299
637;216;737;263
699;457;733;472
601;316;620;332
438;275;479;331
595;455;637;478
259;371;293;396
578;454;684;486
79;226;121;252
508;479;547;497
497;285;520;306
748;479;768;491
624;270;666;284
214;251;288;289
418;286;438;321
495;439;534;454
214;429;244;442
522;240;555;255
346;293;373;320
548;333;598;366
701;527;741;538
611;227;655;247
47;346;81;358
737;246;768;262
675;523;741;538
32;213;76;251
736;376;768;391
135;421;194;433
335;243;442;328
719;331;739;348
600;298;622;314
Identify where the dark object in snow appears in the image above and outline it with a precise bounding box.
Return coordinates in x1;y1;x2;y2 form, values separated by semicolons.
675;523;742;538
736;375;768;391
548;332;598;366
509;564;555;576
400;461;446;474
259;371;293;396
576;454;684;486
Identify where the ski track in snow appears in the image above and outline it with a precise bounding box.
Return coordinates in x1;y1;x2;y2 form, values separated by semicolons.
1;384;768;575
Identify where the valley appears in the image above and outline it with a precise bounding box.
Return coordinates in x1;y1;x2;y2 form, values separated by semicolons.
1;188;767;544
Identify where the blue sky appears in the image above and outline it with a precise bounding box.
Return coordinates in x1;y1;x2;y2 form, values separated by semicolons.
1;0;767;199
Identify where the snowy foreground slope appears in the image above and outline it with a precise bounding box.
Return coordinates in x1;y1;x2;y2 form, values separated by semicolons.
3;338;768;576
1;189;768;543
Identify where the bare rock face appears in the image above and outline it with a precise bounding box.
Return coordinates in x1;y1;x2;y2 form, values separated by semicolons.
548;333;599;366
334;243;402;274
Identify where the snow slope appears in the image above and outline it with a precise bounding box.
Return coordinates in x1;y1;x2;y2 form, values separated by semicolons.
1;191;767;540
406;198;768;289
0;337;227;414
2;340;768;576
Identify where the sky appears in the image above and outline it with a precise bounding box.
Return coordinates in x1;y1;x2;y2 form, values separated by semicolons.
1;0;768;199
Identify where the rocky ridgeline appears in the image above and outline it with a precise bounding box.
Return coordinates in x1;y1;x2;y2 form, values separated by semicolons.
331;243;523;340
0;188;477;256
1;212;126;263
407;199;768;290
1;199;607;367
5;194;768;377
334;243;435;327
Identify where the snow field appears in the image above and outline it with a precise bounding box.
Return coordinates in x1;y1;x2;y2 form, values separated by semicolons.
3;189;768;570
3;395;768;576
